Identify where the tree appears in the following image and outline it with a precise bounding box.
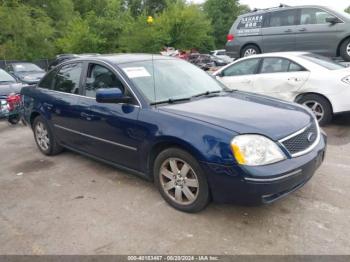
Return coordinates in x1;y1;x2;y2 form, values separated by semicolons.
345;6;350;14
203;0;249;48
120;1;214;53
0;2;55;60
123;0;178;17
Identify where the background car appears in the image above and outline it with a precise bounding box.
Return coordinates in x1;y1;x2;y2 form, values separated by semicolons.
189;54;216;70
21;54;326;212
214;52;350;125
0;68;23;123
225;5;350;61
210;49;234;63
5;62;45;84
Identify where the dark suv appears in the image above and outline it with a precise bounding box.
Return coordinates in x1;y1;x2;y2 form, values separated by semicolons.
226;5;350;61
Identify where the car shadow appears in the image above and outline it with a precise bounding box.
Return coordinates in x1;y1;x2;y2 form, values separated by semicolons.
323;112;350;146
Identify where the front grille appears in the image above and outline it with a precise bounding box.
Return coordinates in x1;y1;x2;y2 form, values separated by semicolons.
281;121;319;156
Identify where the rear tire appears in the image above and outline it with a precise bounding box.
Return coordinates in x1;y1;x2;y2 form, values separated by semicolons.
33;116;63;156
297;94;333;126
241;45;260;57
340;38;350;62
154;148;210;213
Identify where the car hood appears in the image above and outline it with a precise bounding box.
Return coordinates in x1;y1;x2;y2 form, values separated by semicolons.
159;92;314;141
0;83;23;97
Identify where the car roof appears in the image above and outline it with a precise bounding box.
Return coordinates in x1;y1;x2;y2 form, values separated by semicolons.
240;5;332;16
69;53;176;65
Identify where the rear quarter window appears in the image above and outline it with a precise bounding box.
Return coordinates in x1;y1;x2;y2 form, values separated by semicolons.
236;14;264;36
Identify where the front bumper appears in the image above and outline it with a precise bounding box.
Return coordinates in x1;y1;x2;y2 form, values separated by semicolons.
204;133;327;205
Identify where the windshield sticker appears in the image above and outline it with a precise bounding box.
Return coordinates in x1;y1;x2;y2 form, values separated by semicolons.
123;67;151;78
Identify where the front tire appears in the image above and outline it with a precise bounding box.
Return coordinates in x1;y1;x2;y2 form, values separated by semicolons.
154;148;210;213
33;116;63;156
340;38;350;62
297;94;333;126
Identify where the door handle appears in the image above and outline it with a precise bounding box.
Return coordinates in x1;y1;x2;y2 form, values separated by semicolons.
284;29;293;33
80;112;94;120
298;28;307;32
43;102;53;110
242;79;252;84
288;77;302;82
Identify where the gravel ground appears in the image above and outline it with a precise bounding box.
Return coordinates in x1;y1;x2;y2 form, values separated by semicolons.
0;114;349;255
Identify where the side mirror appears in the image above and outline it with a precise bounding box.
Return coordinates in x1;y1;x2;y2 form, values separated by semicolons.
326;17;342;24
96;88;132;104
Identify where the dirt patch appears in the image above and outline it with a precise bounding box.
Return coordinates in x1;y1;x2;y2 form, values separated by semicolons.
12;159;55;174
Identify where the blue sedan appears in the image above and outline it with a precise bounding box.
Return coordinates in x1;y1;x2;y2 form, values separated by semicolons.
21;54;327;212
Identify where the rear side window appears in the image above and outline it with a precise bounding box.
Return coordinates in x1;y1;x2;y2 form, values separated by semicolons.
265;10;298;27
300;8;335;25
260;58;305;74
237;14;264;30
222;59;260;77
38;69;57;89
53;63;82;94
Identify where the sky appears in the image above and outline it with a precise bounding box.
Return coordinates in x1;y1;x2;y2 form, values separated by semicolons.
190;0;350;12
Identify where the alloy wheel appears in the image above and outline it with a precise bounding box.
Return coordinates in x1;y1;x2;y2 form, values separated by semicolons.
347;43;350;56
35;122;50;151
244;48;257;57
303;101;324;122
160;158;199;205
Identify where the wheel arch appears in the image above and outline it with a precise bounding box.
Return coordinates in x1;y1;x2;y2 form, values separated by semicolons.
29;111;41;128
147;137;205;179
336;36;350;57
240;43;262;56
294;92;334;114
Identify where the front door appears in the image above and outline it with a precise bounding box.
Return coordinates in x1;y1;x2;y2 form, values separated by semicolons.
295;8;342;56
77;63;142;171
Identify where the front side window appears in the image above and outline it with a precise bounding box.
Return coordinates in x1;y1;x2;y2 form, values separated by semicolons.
266;10;298;27
53;63;82;94
260;58;305;74
38;69;58;89
300;8;335;25
85;64;125;98
223;59;260;77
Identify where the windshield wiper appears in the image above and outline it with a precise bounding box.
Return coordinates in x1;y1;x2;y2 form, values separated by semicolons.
150;97;191;106
192;90;221;98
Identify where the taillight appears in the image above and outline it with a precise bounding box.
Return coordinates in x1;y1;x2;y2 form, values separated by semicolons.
227;34;234;42
6;94;21;111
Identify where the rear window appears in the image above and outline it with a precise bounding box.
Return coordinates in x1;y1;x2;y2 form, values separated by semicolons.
301;54;346;70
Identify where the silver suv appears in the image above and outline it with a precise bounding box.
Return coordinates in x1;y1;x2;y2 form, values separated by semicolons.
225;5;350;61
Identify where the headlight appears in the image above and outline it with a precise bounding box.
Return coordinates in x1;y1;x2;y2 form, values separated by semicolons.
231;135;286;166
342;75;350;85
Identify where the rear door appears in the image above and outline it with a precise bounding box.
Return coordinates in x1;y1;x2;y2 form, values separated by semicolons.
295;8;342;56
252;57;310;101
262;9;298;52
216;58;261;91
39;62;85;149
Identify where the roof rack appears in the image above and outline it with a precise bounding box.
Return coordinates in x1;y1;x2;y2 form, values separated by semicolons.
251;3;290;13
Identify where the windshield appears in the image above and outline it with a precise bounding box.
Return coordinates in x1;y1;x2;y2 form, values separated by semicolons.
119;59;224;104
301;54;346;70
0;69;16;84
13;63;44;73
